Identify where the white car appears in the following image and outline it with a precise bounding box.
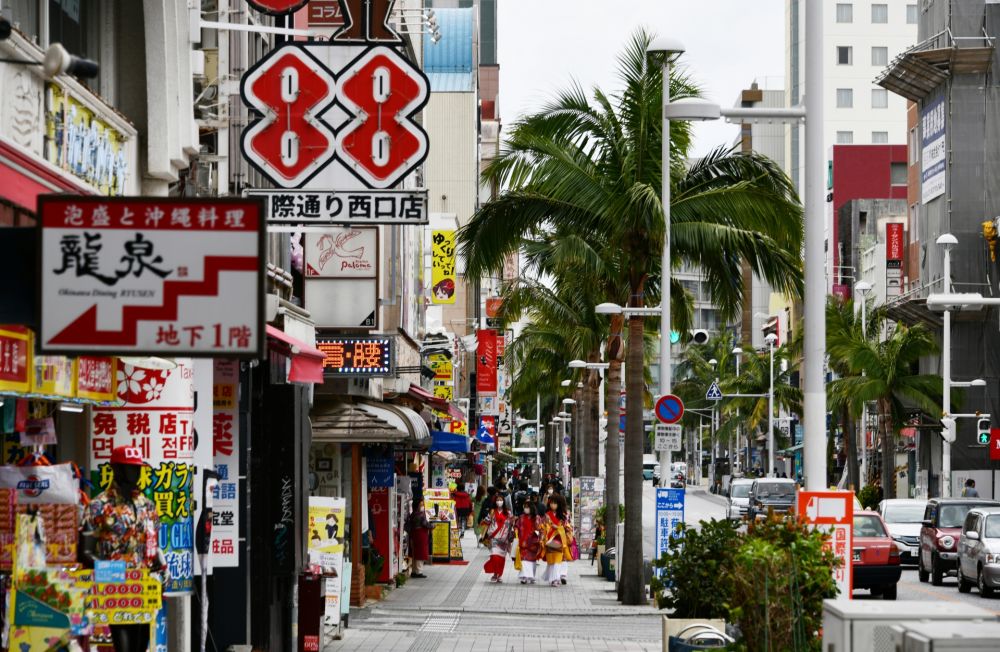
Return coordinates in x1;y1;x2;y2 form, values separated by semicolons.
878;498;927;565
727;479;754;520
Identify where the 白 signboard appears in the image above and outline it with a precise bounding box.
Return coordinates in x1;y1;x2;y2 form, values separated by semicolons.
654;424;682;452
38;196;264;358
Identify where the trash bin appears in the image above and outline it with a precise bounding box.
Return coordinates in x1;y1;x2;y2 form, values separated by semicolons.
602;548;616;581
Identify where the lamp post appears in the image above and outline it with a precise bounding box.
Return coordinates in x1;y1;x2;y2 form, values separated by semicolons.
732;346;742;474
708;358;718;484
855;281;872;487
569;359;609;478
765;332;778;477
938;233;956;497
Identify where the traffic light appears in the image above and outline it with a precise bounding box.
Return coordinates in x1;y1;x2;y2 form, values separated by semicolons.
691;329;709;345
978;418;991;445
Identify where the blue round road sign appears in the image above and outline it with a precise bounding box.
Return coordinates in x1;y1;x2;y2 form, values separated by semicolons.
655;394;684;424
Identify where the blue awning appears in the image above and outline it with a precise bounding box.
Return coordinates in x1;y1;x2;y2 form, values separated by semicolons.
431;430;470;453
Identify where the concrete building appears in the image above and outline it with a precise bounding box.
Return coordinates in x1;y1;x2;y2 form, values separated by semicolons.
878;0;999;498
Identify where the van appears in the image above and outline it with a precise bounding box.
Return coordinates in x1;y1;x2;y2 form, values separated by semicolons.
642;455;657;482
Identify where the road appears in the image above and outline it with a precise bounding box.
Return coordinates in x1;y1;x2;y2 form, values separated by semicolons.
640;480;727;559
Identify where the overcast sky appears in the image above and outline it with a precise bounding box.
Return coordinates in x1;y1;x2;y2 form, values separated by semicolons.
496;0;786;157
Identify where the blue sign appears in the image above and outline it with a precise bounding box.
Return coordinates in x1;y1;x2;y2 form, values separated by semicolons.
94;560;127;584
705;381;723;401
655;394;684;424
366;454;394;488
655;488;685;563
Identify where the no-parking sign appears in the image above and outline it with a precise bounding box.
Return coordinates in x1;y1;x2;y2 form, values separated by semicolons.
655;394;684;424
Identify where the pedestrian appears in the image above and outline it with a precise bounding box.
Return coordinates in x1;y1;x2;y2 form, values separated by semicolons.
472;485;488;545
479;486;498;524
541;493;574;587
481;493;513;582
406;498;431;578
962;478;980;497
512;480;529;513
451;483;472;536
515;500;541;584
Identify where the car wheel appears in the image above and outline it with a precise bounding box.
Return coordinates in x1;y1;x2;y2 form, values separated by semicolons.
958;570;973;593
979;566;995;598
918;555;929;583
931;554;944;586
882;584;897;600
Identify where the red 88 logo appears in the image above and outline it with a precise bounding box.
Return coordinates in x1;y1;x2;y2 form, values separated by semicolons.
241;45;429;190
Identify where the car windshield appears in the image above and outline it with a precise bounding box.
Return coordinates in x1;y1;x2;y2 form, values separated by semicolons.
731;484;751;498
854;515;887;537
883;504;925;524
986;515;1000;538
938;504;974;528
755;483;794;498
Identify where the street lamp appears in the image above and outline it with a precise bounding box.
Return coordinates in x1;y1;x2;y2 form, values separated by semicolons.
855;280;872;487
939;233;957;497
765;332;778;477
732;346;743;473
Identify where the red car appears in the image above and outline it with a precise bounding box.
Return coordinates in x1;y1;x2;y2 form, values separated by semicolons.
852;511;902;599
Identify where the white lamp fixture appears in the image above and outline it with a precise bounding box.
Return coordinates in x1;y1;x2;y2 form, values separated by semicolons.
563;398;576;405
560;379;572;387
663;97;722;121
59;402;84;413
855;280;872;295
595;302;624;315
568;359;587;368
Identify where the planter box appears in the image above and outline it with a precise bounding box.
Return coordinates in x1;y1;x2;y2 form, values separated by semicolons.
364;584;384;601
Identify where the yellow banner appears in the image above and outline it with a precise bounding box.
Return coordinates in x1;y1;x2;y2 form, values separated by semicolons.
430;230;456;305
433;385;453;401
32;356;76;398
0;327;32;393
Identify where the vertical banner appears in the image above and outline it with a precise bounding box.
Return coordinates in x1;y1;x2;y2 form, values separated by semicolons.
920;98;946;204
90;359;196;594
654;488;685;567
0;326;32;393
885;222;904;298
798;491;854;597
475;329;497;394
212;360;240;567
430;230;456;305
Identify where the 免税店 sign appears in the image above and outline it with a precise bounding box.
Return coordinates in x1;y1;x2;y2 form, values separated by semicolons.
316;337;393;376
37;196;264;357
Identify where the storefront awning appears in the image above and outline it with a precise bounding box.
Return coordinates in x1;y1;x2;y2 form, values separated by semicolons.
266;325;325;383
312;402;411;443
430;430;470;453
357;402;430;446
407;383;464;420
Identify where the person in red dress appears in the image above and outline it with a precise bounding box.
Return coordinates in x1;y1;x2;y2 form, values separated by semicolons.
406;498;431;578
515;501;541;584
480;495;512;582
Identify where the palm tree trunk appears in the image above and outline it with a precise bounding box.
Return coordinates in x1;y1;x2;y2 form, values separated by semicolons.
605;359;621;548
620;313;646;605
843;405;858;492
880;401;893;500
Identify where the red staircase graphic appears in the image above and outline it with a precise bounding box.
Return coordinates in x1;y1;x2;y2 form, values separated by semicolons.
48;256;258;347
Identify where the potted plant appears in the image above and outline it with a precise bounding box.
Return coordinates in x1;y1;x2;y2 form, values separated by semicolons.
363;552;386;600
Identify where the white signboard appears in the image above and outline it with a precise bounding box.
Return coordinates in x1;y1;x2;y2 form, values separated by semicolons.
304;228;377;278
38;197;264;357
211;359;240;568
250;189;428;226
654;424;682;452
921;98;946;204
798;491;854;597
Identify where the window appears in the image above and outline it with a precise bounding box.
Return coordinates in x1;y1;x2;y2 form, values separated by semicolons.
872;131;889;143
8;0;40;42
872;46;888;66
836;3;853;23
836;131;854;144
836;88;854;108
907;4;918;24
837;46;853;65
890;162;907;185
871;3;888;23
909;126;919;164
872;88;888;108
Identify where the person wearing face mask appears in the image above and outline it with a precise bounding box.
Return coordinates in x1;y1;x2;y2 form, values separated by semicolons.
541;493;574;587
480;494;513;582
514;501;541;584
82;446;165;652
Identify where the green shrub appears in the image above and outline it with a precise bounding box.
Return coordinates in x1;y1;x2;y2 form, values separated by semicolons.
651;518;741;616
857;485;882;510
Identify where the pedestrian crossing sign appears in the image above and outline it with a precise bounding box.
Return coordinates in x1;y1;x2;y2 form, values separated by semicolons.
705;381;723;401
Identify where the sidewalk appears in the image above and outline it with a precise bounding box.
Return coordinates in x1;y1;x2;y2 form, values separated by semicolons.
334;531;664;651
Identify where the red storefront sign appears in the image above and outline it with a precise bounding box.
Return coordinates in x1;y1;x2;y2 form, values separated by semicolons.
886;223;904;262
476;329;497;395
75;356;116;402
990;429;1000;462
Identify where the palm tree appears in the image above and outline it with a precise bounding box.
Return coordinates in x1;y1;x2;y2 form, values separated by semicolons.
828;317;943;496
458;29;804;605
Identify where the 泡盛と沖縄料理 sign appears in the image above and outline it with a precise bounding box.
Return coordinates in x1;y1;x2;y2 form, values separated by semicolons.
37;196;264;358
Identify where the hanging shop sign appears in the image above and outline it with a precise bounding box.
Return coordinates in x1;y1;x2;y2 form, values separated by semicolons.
431;230;457;305
211;359;240;568
246;0;309;14
89;359;197;595
885;222;904;298
302;227;378;329
307;0;346;26
45;84;133;196
37;196;265;358
316;336;394;377
475;329;497;395
249;189;428;226
32;356;75;398
0;326;32;393
75;356;116;403
920;98;946;205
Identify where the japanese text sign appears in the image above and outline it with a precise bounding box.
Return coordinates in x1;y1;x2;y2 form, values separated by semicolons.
886;223;904;263
0;326;31;393
316;337;394;376
655;488;684;567
212;360;240;567
990;429;1000;461
38;196;264;358
250;189;428;226
798;491;853;597
431;230;456;304
476;329;497;395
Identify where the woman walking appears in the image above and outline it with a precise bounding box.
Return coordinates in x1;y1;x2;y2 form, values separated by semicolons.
480;493;513;582
515;500;541;584
406;498;431;578
451;483;472;536
472;486;488;546
541;493;573;586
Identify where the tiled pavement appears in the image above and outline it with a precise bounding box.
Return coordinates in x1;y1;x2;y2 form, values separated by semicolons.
331;531;664;651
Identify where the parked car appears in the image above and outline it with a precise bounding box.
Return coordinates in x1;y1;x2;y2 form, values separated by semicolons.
919;498;1000;585
878;498;927;565
747;478;797;520
852;510;902;599
957;506;1000;597
727;478;754;520
669;473;684;489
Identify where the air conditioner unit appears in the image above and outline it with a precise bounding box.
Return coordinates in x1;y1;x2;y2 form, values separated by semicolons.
889;620;1000;651
822;600;999;652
